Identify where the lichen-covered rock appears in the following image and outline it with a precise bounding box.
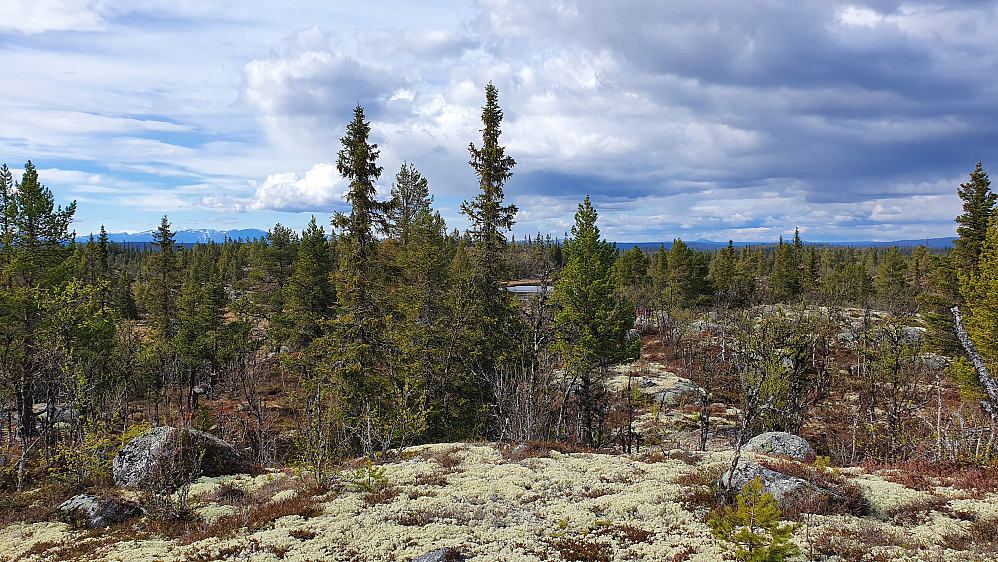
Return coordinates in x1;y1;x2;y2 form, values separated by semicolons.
744;431;816;462
720;462;810;503
58;494;142;528
113;426;251;488
412;547;466;562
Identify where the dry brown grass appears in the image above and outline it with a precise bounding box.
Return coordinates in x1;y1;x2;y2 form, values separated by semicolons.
867;457;998;496
177;493;322;545
0;478;76;527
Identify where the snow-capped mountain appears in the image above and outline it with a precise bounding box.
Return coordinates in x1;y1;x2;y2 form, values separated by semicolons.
75;228;269;244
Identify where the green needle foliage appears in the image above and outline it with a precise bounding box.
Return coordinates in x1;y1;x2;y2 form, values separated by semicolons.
709;477;801;562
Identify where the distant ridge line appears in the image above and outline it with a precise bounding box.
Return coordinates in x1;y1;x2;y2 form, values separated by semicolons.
616;237;957;251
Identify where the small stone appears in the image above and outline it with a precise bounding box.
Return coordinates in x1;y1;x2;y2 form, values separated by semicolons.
412;547;466;562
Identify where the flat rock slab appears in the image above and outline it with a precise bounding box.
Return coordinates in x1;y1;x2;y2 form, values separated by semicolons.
113;426;251;488
745;431;816;462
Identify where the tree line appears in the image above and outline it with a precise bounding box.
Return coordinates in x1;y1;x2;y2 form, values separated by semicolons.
2;83;998;493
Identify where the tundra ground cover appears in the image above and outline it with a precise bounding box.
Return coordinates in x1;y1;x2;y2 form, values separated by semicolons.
2;441;997;561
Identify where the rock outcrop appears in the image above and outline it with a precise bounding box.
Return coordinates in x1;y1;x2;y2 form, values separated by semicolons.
412;548;466;562
58;494;142;528
113;426;251;488
744;431;816;462
721;462;811;504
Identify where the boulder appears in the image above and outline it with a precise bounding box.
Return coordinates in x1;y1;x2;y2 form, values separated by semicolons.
744;431;816;463
59;494;142;529
720;462;810;504
652;379;701;406
412;548;466;562
113;426;251;488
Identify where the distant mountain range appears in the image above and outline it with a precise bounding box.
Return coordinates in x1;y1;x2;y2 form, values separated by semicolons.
621;237;957;251
75;228;957;250
75;228;269;245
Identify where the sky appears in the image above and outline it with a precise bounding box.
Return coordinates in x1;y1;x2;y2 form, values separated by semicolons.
0;0;996;243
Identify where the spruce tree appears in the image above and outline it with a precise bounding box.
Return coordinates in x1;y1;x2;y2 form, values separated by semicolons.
386;162;432;246
144;215;179;339
335;104;384;261
954;161;996;274
461;82;518;283
554;196;639;446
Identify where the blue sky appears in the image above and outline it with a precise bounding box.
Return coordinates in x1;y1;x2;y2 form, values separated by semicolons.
1;1;995;242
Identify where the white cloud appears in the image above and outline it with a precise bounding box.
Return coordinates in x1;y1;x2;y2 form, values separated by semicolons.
0;0;105;34
224;162;347;213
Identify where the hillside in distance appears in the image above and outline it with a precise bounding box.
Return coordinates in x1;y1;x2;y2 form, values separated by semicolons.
75;228;269;245
77;227;956;250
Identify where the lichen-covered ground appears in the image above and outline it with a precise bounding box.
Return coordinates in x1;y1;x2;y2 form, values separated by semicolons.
3;442;997;562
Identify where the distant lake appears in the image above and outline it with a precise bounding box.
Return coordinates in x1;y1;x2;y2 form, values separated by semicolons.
506;285;553;294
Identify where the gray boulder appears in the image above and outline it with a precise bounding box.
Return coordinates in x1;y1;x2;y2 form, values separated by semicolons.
652;379;702;406
59;494;142;528
720;462;810;504
413;548;466;562
113;426;251;488
744;431;816;462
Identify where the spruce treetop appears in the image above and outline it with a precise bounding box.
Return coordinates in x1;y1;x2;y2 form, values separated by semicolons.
461;82;518;260
336;104;384;260
955;161;995;273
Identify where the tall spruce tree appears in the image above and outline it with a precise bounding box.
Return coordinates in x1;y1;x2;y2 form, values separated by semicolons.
954;162;996;275
335;104;384;261
461;82;518;282
143;215;180;339
919;162;995;355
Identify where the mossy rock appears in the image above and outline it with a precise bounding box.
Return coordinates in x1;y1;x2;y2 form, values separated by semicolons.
113;426;251;489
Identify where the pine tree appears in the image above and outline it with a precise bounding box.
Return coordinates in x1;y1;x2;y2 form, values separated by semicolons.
709;477;800;561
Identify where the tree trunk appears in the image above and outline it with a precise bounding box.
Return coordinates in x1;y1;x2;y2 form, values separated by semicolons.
952;306;998;417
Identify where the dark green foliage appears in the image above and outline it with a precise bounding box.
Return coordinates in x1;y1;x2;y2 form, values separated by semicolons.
555;196;638;446
386;162;432;246
143;216;179;339
954;162;995;275
335;104;385;261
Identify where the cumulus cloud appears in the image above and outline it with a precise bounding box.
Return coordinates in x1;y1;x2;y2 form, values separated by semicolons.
220;162;347;213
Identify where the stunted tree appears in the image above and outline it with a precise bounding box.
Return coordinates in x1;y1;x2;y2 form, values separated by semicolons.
554;196;639;446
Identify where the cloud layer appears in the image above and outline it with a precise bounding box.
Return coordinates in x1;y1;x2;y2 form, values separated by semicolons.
0;1;995;240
